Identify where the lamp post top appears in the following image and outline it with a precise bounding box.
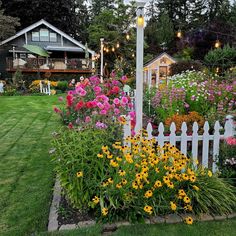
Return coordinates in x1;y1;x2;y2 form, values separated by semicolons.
136;0;147;7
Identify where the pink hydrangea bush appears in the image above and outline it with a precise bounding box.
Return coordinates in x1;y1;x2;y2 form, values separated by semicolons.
54;76;135;129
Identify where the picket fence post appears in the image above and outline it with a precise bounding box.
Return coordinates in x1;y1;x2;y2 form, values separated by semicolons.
180;122;187;156
169;122;176;146
212;121;221;172
202;121;210;168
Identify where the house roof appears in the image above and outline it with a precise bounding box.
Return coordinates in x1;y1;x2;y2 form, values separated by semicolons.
0;19;95;55
144;52;176;67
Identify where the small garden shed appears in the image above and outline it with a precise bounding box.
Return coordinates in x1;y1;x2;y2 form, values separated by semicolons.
144;52;176;88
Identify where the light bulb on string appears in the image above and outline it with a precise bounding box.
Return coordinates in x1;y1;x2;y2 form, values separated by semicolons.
112;47;115;52
215;39;221;48
116;42;120;48
106;48;109;53
177;29;182;38
126;33;130;40
132;53;135;58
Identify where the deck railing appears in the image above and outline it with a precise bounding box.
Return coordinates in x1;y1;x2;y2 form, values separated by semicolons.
6;57;92;71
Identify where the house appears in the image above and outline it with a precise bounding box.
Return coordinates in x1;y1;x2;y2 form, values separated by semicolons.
143;52;176;88
0;19;95;77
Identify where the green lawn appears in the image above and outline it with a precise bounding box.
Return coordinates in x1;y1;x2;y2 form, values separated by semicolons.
0;96;236;236
0;96;60;236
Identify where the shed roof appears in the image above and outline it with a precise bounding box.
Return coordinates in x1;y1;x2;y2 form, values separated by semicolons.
144;52;176;67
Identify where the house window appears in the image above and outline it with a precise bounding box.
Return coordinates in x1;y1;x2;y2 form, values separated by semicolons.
50;32;57;42
32;32;39;41
40;29;49;41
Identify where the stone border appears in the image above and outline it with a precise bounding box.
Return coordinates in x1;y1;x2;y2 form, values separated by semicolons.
48;179;236;232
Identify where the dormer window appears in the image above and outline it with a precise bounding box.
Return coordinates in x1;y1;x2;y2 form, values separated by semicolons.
32;32;39;41
50;32;57;42
40;29;49;41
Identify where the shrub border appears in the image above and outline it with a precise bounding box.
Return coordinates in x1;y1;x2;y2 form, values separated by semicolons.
48;179;236;232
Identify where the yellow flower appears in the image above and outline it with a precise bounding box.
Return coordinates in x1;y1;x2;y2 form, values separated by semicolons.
110;160;119;167
107;154;113;159
144;190;153;198
76;171;83;178
116;157;122;162
121;179;127;185
183;196;191;204
155;167;160;173
192;185;199;191
92;196;99;204
189;175;196;182
144;205;153;214
208;170;213;177
102;145;108;152
132;181;138;189
116;183;122;189
118;170;126;176
108;178;113;184
154;180;162;188
167;182;174;189
97;153;103;158
102;208;108;216
163;176;170;183
185;216;193;225
182;173;189;181
136;173;142;180
184;205;193;211
170;201;177;211
178;189;186;197
102;182;108;187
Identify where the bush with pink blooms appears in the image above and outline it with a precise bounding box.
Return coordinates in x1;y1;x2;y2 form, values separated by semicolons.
54;75;135;130
217;134;236;182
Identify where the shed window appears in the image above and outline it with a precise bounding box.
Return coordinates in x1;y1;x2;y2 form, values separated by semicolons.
50;32;57;42
32;32;39;41
40;29;49;41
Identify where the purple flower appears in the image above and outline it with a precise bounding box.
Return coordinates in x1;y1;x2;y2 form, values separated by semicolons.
96;121;107;129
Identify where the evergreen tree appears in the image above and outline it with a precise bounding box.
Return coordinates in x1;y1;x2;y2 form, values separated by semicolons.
89;0;114;17
0;0;20;40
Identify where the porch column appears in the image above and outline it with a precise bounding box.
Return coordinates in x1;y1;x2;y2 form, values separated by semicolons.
148;69;152;89
64;51;67;64
156;68;159;88
92;52;95;69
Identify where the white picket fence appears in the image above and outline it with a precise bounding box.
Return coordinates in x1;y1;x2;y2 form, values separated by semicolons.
123;115;236;173
39;81;51;95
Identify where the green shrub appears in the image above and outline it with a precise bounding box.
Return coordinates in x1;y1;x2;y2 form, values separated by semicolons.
169;60;203;76
56;81;68;92
51;126;122;211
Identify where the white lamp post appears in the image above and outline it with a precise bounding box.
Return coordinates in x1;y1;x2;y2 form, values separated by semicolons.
135;1;146;133
100;38;104;83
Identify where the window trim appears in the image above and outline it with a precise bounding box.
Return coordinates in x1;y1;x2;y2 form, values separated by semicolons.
39;28;49;42
49;32;57;42
32;31;40;42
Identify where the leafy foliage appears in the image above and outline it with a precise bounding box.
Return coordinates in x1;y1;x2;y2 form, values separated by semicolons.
0;0;20;40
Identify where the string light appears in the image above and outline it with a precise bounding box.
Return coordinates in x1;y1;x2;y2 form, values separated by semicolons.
214;39;221;48
106;48;109;53
132;53;135;58
177;29;182;38
116;42;120;48
112;47;115;52
126;33;130;40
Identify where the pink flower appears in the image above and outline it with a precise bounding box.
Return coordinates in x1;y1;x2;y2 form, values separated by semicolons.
129;111;136;119
93;86;102;95
113;98;120;105
226;137;236;146
121;75;128;82
58;96;64;102
96;95;109;103
100;109;107;115
54;107;61;113
97;102;104;109
79;89;87;97
110;70;116;78
114;108;120;115
121;96;128;105
85;116;91;123
104;102;111;110
96;121;107;129
191;95;196;101
68;122;73;129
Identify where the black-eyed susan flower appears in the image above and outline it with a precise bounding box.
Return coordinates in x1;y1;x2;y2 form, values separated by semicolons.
92;196;99;204
184;204;193;211
76;171;83;178
116;183;122;189
167;182;174;189
102;207;108;216
107;178;113;184
183;196;191;204
144;205;153;214
189;175;196;182
185;216;193;224
132;181;138;189
97;153;103;158
121;179;127;185
144;190;153;198
118;170;126;176
110;159;119;167
178;189;186;196
170;201;177;211
154;180;162;188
